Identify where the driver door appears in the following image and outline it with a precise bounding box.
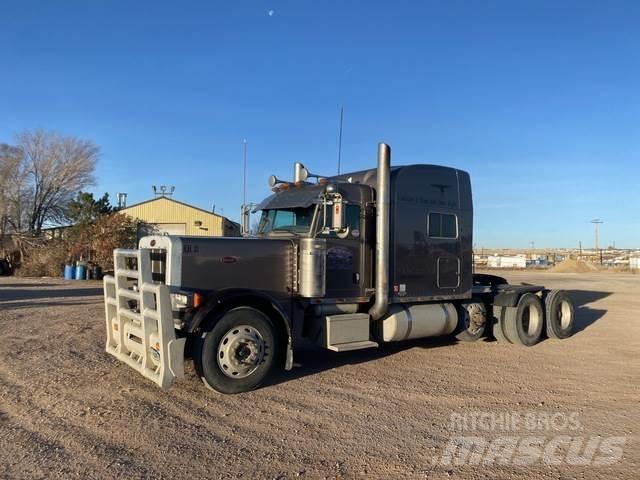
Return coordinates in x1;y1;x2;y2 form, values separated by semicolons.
324;204;364;299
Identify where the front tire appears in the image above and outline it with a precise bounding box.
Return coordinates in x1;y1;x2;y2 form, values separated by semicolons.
195;307;278;394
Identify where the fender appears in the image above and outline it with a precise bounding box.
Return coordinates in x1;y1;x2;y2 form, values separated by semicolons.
186;288;295;370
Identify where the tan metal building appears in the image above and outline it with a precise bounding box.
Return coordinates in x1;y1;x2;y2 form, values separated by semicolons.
120;197;240;237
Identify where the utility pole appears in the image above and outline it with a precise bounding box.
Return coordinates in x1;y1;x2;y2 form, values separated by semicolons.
591;219;603;252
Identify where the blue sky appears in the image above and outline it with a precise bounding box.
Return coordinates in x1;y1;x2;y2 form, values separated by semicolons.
1;0;638;248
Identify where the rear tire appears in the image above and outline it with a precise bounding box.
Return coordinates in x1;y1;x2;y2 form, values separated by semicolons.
194;307;278;394
490;306;511;343
544;290;575;339
503;293;544;347
454;302;487;342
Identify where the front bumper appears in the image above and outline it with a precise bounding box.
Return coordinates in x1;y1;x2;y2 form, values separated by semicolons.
103;248;186;389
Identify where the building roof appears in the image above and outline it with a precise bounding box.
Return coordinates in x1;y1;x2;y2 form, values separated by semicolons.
121;196;226;219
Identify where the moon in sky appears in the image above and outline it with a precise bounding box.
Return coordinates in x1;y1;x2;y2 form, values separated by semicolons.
268;9;275;17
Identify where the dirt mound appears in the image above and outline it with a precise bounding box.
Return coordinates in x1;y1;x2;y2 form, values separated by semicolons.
549;258;599;273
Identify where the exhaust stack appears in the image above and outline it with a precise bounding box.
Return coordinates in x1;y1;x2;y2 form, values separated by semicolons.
369;143;391;321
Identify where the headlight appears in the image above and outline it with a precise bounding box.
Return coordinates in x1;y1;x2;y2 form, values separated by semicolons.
170;291;203;310
170;293;190;310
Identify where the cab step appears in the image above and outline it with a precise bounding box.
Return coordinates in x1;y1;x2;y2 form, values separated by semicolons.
327;339;379;352
322;313;379;352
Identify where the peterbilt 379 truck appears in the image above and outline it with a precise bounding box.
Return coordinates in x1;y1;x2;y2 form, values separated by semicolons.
103;143;575;394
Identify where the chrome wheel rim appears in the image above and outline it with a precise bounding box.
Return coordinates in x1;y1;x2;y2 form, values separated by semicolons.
464;303;486;334
522;304;541;336
217;325;265;379
559;300;572;329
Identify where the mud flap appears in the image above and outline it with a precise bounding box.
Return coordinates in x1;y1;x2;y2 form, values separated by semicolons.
104;248;185;389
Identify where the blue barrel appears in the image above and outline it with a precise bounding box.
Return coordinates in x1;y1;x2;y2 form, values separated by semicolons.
75;264;86;281
64;264;75;280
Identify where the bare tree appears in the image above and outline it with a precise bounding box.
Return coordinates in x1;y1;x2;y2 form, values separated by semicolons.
0;144;26;235
14;130;99;233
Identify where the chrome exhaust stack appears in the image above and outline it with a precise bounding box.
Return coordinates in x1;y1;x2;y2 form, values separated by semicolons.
369;143;391;321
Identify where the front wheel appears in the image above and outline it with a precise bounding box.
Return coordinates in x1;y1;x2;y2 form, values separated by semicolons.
194;307;279;394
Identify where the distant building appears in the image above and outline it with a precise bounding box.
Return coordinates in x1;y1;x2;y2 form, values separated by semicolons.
119;196;240;237
630;256;640;271
487;254;527;269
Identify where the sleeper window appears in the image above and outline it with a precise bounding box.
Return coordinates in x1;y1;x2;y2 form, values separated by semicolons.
428;212;458;239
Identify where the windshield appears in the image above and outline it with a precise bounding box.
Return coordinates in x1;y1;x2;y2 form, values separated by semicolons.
257;207;315;234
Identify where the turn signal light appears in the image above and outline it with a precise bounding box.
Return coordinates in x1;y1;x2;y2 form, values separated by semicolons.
193;292;203;308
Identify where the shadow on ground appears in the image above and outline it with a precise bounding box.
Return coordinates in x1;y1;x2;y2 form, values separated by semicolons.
0;287;103;304
566;289;611;334
0;282;66;288
266;289;611;388
266;335;459;388
0;299;101;311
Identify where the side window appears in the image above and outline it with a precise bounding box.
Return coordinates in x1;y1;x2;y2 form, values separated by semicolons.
344;204;361;232
428;212;458;239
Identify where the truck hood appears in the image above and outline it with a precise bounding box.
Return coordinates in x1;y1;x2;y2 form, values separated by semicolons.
140;235;296;295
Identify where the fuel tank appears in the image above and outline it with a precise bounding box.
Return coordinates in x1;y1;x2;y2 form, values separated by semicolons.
377;303;458;342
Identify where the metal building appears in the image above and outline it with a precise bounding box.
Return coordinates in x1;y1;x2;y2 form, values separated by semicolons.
487;254;527;269
120;197;240;237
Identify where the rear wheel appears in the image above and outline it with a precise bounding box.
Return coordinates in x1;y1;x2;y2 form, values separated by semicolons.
455;302;487;342
544;290;575;339
503;293;544;346
194;307;278;394
490;306;511;343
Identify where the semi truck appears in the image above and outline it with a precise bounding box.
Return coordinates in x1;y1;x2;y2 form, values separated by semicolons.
103;143;575;394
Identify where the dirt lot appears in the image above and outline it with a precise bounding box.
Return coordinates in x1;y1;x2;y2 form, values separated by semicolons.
0;272;638;479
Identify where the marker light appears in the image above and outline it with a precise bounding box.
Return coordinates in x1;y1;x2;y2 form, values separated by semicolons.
193;292;203;308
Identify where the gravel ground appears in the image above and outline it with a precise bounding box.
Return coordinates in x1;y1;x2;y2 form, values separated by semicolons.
0;272;638;479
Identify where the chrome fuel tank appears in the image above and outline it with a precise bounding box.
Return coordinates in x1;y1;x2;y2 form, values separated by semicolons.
378;303;458;342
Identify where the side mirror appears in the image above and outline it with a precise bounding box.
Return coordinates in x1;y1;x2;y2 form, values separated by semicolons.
332;197;347;234
320;192;349;238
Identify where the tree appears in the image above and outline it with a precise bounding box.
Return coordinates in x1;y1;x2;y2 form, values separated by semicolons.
17;130;99;233
65;191;113;225
0;144;27;236
1;130;99;234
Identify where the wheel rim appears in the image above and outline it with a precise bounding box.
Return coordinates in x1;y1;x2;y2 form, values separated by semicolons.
464;303;486;334
217;325;266;379
559;300;572;329
522;304;541;336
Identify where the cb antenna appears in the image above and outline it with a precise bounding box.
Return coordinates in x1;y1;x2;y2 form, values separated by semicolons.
243;138;247;208
337;104;344;175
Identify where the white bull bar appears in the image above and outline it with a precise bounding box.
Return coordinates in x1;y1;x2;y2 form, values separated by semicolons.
103;248;186;389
